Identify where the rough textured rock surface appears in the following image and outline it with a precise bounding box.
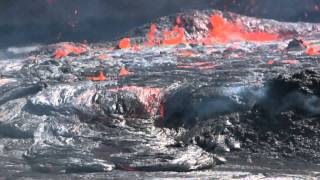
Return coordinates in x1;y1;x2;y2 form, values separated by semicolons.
0;9;320;179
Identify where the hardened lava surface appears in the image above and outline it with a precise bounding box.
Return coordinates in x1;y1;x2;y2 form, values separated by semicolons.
0;10;320;179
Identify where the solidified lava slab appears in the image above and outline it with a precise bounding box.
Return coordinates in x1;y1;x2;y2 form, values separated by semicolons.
0;9;320;178
163;70;320;163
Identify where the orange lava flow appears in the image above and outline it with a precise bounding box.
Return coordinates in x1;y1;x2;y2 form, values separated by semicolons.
119;67;133;77
87;71;107;81
163;16;186;45
117;14;279;50
209;15;279;43
306;47;320;56
146;24;159;46
162;26;185;46
144;16;186;47
54;43;88;59
119;38;131;49
267;60;274;65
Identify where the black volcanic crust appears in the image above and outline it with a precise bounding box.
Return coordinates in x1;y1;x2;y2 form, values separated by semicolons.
163;70;320;163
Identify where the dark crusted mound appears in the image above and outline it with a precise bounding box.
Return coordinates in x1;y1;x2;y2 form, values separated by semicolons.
163;70;320;163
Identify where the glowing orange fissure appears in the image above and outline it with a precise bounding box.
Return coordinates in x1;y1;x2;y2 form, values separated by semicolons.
119;38;131;49
87;71;107;81
118;14;279;50
119;67;133;77
306;46;320;56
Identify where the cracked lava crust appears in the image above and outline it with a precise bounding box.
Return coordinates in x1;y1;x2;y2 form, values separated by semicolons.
0;9;320;178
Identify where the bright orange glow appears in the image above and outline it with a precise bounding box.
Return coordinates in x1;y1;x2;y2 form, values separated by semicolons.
114;14;280;50
119;67;133;77
267;60;274;65
163;26;185;45
209;15;279;42
119;38;131;49
242;32;279;41
54;43;88;59
306;47;320;56
87;71;107;81
147;24;158;46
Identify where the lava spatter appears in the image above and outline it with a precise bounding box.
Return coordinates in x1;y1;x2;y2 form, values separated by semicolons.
119;67;133;77
119;38;132;49
209;14;279;42
87;71;107;81
146;24;159;47
306;46;320;55
54;43;88;59
122;12;282;51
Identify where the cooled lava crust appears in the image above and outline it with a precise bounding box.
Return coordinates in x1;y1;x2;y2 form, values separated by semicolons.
0;9;320;177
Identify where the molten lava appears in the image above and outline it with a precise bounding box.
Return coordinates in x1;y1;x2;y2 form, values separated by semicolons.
87;71;107;81
209;15;279;42
54;43;88;59
146;24;159;46
162;16;186;46
119;67;133;77
118;14;279;50
162;26;186;45
119;38;131;49
306;46;320;56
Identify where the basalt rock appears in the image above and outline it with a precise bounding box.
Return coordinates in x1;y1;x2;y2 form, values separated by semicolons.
0;9;320;179
163;70;320;163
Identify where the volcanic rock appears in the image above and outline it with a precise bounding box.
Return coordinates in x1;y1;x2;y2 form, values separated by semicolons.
0;9;320;178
